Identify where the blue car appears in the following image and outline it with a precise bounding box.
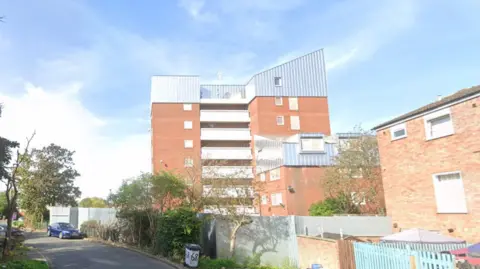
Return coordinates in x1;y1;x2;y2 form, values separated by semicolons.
47;222;83;239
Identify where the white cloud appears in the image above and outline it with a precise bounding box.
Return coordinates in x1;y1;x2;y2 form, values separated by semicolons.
178;0;218;22
0;83;150;198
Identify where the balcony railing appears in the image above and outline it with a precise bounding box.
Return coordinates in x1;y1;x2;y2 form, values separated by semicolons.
203;206;258;216
201;128;251;141
202;166;254;178
201;147;252;160
202;186;254;198
200;110;250;122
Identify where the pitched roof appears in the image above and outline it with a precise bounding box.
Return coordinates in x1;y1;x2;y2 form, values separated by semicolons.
373;85;480;130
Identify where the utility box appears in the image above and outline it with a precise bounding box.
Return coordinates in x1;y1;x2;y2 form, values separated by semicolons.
184;244;201;268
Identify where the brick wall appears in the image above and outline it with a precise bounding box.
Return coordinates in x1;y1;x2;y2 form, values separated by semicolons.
376;96;480;242
297;236;340;269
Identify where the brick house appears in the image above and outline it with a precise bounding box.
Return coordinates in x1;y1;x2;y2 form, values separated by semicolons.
255;133;385;216
373;85;480;242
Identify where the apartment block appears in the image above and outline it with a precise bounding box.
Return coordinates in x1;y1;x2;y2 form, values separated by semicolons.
373;85;480;242
150;49;330;214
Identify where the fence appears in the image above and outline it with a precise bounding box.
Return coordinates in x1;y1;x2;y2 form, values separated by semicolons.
380;242;469;252
354;242;457;269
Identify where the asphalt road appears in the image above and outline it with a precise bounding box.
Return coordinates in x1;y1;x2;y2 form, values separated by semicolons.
24;232;175;269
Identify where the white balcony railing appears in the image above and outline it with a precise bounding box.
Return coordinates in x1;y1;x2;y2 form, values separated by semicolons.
202;166;254;178
201;128;251;141
201;147;252;160
200;110;250;122
203;206;258;216
202;186;254;198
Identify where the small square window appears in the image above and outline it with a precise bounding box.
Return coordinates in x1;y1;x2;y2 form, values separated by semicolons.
288;97;298;111
184;121;193;129
274;77;282;86
184;140;193;148
276;116;284;126
270;168;280;181
390;123;407;141
260;173;266;181
275;97;283;106
261;195;268;205
290;116;300;130
271;193;283;206
351;192;366;205
184;158;194;167
183;104;192;111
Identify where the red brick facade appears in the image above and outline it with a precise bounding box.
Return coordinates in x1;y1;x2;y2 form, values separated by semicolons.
376;95;480;242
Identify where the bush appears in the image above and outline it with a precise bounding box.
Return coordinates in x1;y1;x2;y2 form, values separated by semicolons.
309;196;360;216
12;221;24;229
199;257;240;269
2;260;48;269
155;207;201;260
80;220;100;232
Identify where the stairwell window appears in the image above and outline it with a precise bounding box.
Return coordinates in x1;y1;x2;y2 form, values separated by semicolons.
183;104;192;111
184;121;193;129
260;173;266;181
290;116;300;130
433;171;467;213
390;123;407;141
184;158;194;167
274;77;282;86
271;193;283;206
261;195;268;205
424;108;454;140
275;97;283;106
276;116;284;126
270;168;280;181
184;140;193;148
288;97;298;111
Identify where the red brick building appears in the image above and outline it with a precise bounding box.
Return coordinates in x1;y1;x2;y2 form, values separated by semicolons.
373;85;480;242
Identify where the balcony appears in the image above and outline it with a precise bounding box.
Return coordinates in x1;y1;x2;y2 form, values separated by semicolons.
201;128;251;141
203;206;258;216
201;147;252;160
200;110;250;122
202;186;254;198
202;166;254;178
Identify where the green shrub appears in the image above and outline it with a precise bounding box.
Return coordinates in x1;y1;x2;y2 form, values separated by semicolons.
12;221;24;229
2;260;48;269
155;207;201;260
309;195;360;216
199;257;240;269
80;220;100;232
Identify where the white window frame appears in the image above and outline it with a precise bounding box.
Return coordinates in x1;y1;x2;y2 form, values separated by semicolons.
423;108;454;140
183;104;192;111
290;116;300;130
184;158;194;167
184;121;193;129
351;192;366;205
271;193;283;206
274;77;282;86
275;97;283;106
432;171;467;214
260;173;266;182
390;123;407;141
276;116;284;126
261;195;268;205
269;168;280;181
184;140;193;148
288;97;298;111
301;138;325;152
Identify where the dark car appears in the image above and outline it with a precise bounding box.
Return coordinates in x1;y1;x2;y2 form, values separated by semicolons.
47;222;83;239
0;224;24;237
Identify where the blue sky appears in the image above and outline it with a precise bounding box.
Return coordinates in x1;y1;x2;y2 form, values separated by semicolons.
0;0;479;197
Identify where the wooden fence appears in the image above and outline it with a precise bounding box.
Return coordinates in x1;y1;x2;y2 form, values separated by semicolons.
338;240;356;269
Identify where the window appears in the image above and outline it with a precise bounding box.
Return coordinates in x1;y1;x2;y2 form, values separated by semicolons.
260;173;266;181
261;195;268;205
290;116;300;130
275;97;283;106
271;193;283;206
288;97;298;111
433;172;467;213
276;116;284;126
184;158;194;167
351;192;366;205
424;108;454;140
390;123;407;140
301;138;324;152
184;121;193;129
274;77;282;86
183;104;192;111
270;168;280;181
184;140;193;148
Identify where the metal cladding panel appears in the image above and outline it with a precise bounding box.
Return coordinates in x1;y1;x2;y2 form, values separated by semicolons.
151;76;200;103
200;85;246;99
252;49;327;97
283;143;336;166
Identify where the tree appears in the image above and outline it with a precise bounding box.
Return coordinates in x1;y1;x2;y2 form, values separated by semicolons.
322;127;385;215
79;197;107;208
19;143;81;223
309;195;360;216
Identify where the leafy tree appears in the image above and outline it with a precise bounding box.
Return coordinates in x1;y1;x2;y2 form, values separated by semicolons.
0;192;7;217
309;195;360;216
79;197;107;208
19;143;81;223
322;127;385;215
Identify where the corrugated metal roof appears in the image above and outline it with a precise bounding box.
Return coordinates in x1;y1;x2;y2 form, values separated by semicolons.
151;76;200;103
251;49;328;97
299;133;325;138
200;85;245;99
283;142;336;166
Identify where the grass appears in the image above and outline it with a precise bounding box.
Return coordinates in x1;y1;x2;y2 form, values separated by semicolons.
1;260;48;268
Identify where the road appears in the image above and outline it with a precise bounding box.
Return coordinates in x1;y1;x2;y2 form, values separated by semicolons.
24;232;175;269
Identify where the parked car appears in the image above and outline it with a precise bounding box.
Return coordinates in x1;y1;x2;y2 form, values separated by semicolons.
47;222;83;239
0;224;24;237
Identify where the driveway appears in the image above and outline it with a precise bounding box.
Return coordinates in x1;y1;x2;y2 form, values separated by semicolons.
24;232;175;269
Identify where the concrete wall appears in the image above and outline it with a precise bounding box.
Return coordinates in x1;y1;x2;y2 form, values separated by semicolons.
49;207;117;229
295;216;392;237
297;236;340;269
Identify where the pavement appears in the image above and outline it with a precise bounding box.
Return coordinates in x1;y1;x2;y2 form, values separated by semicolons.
24;232;176;269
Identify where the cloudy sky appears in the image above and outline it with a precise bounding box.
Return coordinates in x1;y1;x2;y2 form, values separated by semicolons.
0;0;479;198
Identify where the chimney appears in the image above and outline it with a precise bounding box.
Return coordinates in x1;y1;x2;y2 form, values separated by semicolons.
437;95;443;101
